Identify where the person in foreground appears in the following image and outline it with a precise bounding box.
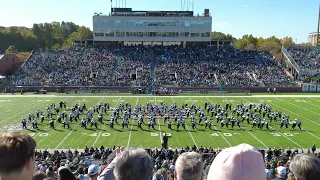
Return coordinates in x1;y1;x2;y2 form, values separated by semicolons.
174;152;204;180
289;153;320;180
0;131;36;180
207;143;266;180
98;147;153;180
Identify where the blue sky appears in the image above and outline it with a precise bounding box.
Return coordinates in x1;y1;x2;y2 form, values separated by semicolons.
0;0;318;43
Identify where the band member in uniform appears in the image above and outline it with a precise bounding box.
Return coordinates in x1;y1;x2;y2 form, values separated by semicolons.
297;119;302;130
91;119;98;129
81;118;87;129
63;119;70;129
32;119;38;129
21;117;27;129
167;119;172;130
192;119;196;129
49;118;55;129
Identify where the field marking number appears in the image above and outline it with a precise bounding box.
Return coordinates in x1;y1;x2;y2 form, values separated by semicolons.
39;133;48;137
271;133;294;137
211;133;233;137
151;133;171;137
295;100;307;103
89;133;110;136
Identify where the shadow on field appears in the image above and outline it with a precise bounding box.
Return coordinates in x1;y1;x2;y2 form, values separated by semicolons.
54;129;64;132
114;129;124;132
27;129;36;132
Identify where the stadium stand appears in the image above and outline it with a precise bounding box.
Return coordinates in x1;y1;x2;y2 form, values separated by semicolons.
6;46;297;88
287;46;320;81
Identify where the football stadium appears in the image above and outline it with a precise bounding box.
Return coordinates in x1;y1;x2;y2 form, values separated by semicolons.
1;1;320;180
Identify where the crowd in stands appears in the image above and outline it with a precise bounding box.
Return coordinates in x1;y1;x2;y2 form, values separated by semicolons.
2;132;320;180
6;45;296;87
287;47;320;79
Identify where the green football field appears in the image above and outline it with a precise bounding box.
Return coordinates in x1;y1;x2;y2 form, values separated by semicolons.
1;94;320;150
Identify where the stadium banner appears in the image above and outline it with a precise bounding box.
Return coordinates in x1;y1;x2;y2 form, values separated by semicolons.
302;84;309;92
309;85;317;92
318;85;320;92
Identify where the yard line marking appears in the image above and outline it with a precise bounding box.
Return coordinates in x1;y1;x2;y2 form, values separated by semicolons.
154;97;163;144
171;97;198;148
127;97;139;148
0;101;46;125
254;97;320;144
276;97;320;116
239;97;305;148
306;132;320;141
254;98;320;126
33;97;70;138
54;97;87;148
204;97;232;147
269;126;303;148
292;97;320;109
92;97;121;147
219;97;269;148
308;97;320;103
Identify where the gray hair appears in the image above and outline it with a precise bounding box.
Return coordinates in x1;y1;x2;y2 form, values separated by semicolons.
289;153;320;180
114;148;153;180
175;152;204;180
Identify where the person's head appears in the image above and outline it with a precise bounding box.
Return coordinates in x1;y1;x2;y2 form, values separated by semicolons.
276;166;287;178
87;164;99;180
58;166;76;180
287;172;295;180
0;132;36;180
174;152;203;180
207;143;265;180
46;166;55;178
31;170;47;180
289;153;320;180
114;148;153;180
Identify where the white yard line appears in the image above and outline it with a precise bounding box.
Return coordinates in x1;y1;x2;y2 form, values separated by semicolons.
54;97;87;148
306;132;320;140
33;97;70;138
292;97;320;109
248;97;320;147
219;96;269;148
127;97;139;148
171;97;198;147
154;97;163;144
203;97;232;147
258;98;320;126
276;97;320;116
269;126;303;148
92;97;121;147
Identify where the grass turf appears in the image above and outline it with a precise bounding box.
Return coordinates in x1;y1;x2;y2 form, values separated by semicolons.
0;94;320;150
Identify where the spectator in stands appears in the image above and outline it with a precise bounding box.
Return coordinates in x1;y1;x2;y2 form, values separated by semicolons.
99;147;153;180
207;143;265;180
273;166;287;180
88;164;99;180
289;153;320;180
174;152;204;180
0;132;36;180
31;170;47;180
58;166;76;180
